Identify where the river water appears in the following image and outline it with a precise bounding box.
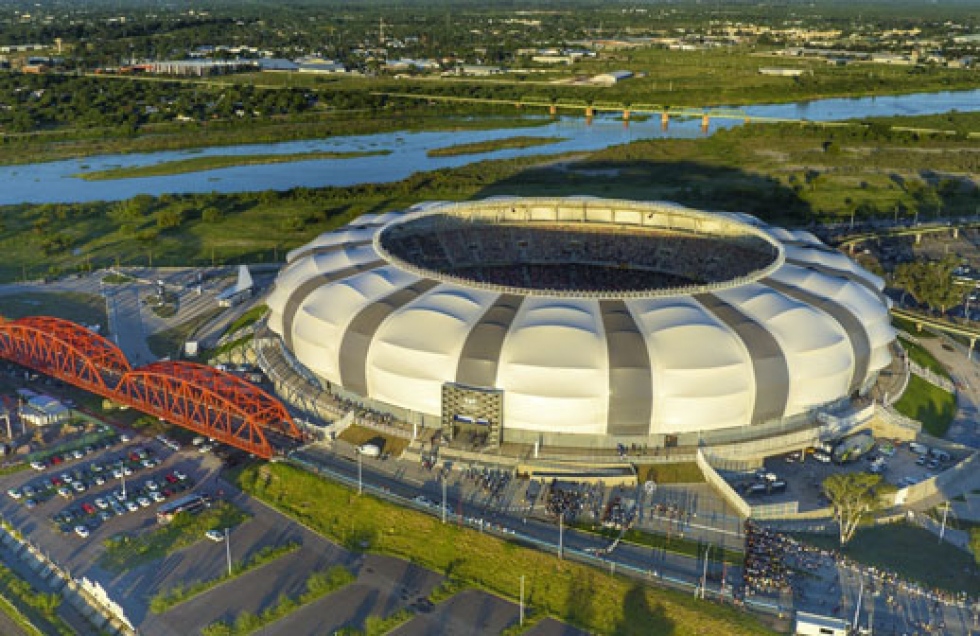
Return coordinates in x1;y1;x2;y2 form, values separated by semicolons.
4;88;979;205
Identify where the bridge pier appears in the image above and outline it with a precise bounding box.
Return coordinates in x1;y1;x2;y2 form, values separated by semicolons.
549;104;557;117
701;114;710;133
661;112;669;131
585;106;595;118
915;233;922;245
971;338;976;362
953;227;959;239
622;109;630;121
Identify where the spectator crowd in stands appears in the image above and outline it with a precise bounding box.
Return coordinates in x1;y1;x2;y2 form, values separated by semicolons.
381;217;776;293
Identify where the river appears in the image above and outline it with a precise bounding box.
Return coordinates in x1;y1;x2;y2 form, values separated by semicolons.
4;88;979;205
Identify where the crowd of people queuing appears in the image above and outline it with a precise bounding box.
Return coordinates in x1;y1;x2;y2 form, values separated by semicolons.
545;480;606;522
381;218;775;292
781;533;976;617
742;521;793;595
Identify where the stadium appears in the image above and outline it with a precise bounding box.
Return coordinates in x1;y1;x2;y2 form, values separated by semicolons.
265;197;896;450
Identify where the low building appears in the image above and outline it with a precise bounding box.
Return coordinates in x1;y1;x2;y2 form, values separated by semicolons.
758;67;806;77
456;64;504;76
794;611;849;636
19;395;69;427
258;58;299;72
592;70;633;85
298;60;346;74
151;59;256;77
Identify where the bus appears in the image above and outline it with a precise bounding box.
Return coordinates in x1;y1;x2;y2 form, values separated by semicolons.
156;494;208;523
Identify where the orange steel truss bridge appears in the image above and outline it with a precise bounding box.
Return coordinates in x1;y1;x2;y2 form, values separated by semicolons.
0;316;301;459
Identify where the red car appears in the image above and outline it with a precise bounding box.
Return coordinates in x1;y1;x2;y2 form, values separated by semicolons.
165;474;178;484
81;502;96;515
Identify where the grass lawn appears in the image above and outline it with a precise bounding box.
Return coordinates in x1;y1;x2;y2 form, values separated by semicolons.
76;150;391;181
891;315;937;338
635;462;705;485
892;374;956;436
0;292;107;331
337;425;410;458
146;307;224;359
898;336;950;378
569;522;743;564
427;136;566;157
237;462;773;636
99;502;249;573
794;524;980;595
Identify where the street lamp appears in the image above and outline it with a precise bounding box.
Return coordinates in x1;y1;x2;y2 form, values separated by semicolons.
225;527;232;576
357;451;363;495
519;575;525;626
699;544;713;600
558;513;564;560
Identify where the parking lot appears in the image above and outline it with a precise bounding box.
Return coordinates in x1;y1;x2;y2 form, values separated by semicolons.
725;436;964;513
7;438;201;541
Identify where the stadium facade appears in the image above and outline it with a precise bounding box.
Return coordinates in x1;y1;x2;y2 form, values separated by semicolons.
266;197;895;449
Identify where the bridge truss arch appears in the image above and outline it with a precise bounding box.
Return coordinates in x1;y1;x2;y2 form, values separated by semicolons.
0;316;300;459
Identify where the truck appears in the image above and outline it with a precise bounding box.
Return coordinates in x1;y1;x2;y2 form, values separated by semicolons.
357;443;381;458
832;430;875;464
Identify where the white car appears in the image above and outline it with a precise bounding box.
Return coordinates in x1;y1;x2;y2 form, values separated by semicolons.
205;529;224;542
74;525;90;538
30;461;46;471
150;491;165;503
137;496;151;508
94;497;109;510
6;488;21;500
124;500;139;512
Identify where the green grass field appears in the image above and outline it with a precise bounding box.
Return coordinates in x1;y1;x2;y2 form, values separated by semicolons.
635;463;706;485
892;374;956;436
0;292;107;328
76;150;391;181
238;462;773;636
898;336;951;378
1;113;978;282
795;524;980;595
427;136;566;157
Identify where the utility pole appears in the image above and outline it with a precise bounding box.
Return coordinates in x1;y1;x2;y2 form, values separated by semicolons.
441;477;447;524
357;450;363;495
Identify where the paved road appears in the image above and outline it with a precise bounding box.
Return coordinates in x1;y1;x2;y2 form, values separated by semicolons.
292;443;742;603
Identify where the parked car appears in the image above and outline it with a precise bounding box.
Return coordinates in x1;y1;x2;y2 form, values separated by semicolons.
205;529;224;542
813;451;832;463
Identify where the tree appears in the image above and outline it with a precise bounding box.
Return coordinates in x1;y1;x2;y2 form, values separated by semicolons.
892;255;963;315
971;527;980;565
823;472;885;546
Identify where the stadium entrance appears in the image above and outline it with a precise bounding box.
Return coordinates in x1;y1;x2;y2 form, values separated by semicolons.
441;383;503;449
